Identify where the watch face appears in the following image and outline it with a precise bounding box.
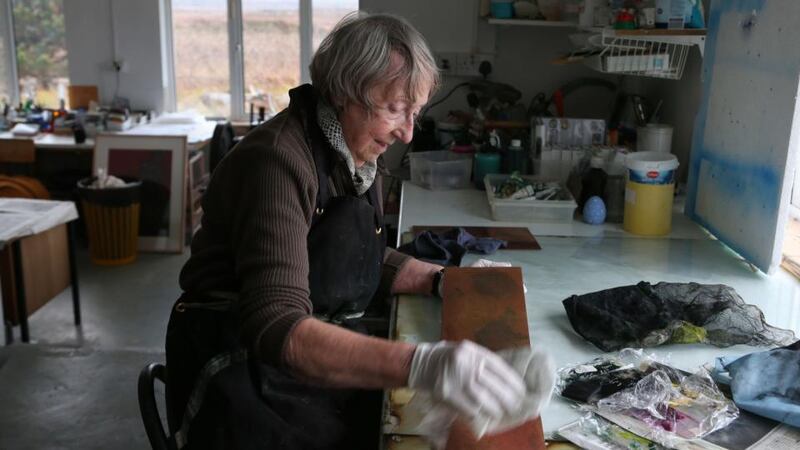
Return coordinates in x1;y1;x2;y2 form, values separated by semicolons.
432;269;445;297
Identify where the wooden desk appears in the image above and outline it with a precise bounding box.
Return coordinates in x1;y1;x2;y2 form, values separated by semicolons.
0;198;81;344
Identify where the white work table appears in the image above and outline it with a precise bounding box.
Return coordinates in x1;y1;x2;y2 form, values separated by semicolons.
0;119;216;151
388;181;800;441
0;198;81;345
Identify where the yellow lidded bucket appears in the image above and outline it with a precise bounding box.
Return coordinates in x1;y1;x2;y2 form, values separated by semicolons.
623;151;679;236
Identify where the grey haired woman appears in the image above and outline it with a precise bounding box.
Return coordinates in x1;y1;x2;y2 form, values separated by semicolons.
166;13;525;450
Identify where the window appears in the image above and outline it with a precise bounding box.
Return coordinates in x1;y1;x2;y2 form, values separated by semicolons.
0;0;15;105
312;0;357;50
170;0;231;118
11;0;69;108
168;0;358;120
242;0;300;114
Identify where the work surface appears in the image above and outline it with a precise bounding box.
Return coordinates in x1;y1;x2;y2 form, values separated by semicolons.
392;181;800;438
0;119;216;150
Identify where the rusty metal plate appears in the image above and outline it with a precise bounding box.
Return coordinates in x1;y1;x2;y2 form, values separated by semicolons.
441;267;546;450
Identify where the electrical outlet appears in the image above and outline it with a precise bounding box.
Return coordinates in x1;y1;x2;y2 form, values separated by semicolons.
111;59;128;73
454;53;495;77
435;52;495;77
435;52;456;75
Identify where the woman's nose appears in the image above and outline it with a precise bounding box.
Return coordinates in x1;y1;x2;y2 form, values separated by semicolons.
393;116;414;144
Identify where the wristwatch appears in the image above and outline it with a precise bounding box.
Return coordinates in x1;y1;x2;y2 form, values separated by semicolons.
431;269;445;298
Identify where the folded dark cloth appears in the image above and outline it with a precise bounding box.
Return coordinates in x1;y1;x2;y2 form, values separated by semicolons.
397;227;507;266
562;281;796;351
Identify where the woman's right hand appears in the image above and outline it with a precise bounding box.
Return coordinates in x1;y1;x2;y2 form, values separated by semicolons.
407;340;526;420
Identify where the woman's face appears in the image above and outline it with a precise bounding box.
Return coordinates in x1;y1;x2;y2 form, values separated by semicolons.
338;54;431;167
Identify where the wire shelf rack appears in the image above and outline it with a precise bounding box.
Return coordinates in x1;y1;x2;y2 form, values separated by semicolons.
585;29;705;80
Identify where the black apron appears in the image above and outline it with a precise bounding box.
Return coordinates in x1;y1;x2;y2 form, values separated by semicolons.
165;96;387;450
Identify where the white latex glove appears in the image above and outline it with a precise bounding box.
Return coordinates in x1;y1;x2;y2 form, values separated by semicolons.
469;259;528;293
467;347;556;436
470;258;511;268
408;340;526;420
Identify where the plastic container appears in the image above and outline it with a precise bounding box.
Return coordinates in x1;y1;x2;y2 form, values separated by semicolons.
409;150;472;190
579;156;607;209
436;121;465;148
637;123;673;153
474;152;501;189
537;0;562;20
77;177;142;265
623;151;679;235
503;139;527;174
490;0;514;18
485;174;577;222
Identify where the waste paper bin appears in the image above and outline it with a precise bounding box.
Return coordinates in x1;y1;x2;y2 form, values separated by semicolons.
77;177;141;266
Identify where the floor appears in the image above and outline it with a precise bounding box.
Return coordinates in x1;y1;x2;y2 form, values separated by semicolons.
0;249;188;450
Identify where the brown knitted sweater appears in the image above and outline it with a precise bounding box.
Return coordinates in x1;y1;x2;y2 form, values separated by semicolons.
179;87;410;367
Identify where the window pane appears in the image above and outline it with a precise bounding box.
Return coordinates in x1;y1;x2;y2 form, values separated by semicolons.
242;0;299;115
312;0;358;51
12;0;68;109
171;0;230;118
0;5;13;104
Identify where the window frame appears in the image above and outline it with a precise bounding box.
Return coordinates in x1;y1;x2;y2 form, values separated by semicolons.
0;0;20;106
166;0;331;121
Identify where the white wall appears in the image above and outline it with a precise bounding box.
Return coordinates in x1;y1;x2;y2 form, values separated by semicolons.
64;0;166;111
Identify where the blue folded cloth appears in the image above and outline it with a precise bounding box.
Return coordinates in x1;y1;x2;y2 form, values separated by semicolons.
712;341;800;427
398;227;507;266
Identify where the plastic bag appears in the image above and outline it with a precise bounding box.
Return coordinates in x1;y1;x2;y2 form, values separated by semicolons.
558;349;738;447
409;346;555;449
558;412;669;450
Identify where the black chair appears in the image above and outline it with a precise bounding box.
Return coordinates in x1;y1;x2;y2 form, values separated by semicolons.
137;363;172;450
209;122;235;174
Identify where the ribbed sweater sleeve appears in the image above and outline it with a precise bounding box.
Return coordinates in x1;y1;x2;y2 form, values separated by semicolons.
231;125;318;367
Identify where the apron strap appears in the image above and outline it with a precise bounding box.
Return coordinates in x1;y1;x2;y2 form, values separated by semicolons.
174;349;250;449
365;182;384;234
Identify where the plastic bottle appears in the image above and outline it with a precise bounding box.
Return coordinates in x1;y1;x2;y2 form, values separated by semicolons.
504;139;527;174
579;156;607;209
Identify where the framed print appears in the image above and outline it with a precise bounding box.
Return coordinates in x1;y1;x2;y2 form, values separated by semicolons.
94;134;187;253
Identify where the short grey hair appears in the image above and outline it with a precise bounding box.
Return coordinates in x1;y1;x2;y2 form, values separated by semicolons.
310;12;440;110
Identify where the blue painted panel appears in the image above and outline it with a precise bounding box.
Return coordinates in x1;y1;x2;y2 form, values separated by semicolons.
686;0;800;273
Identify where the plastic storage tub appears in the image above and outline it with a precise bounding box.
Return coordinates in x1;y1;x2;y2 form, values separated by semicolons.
490;0;514;19
409;150;472;190
484;174;577;222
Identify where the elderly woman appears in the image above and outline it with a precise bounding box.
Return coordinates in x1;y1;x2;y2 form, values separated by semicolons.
166;13;525;450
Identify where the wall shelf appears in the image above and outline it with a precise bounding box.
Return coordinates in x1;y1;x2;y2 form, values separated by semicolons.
486;18;578;28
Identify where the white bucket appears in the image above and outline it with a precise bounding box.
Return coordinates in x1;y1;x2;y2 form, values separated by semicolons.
637;123;673;153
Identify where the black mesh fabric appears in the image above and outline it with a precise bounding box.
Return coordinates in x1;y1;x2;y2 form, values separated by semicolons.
563;282;796;352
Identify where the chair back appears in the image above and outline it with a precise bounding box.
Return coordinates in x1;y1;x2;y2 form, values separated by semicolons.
137;363;173;450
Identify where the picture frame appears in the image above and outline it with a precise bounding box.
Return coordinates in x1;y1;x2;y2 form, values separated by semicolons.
94;134;187;253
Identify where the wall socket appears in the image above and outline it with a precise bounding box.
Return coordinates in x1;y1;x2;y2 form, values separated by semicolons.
435;52;494;78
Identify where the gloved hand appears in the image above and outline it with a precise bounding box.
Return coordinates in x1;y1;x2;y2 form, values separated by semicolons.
408;340;526;420
470;258;511;268
469;259;527;293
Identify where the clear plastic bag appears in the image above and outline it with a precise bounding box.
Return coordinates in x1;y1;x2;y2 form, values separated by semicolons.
558;412;669;450
557;349;738;447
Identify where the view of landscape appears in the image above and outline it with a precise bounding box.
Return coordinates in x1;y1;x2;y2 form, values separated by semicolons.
3;0;356;116
11;0;69;108
172;0;358;118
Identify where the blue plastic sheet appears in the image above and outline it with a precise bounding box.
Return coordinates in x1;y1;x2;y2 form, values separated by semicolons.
712;341;800;428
